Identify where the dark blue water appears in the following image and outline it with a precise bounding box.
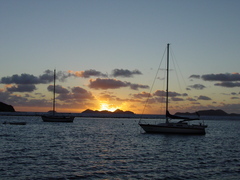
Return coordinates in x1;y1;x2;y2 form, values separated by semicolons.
0;116;240;179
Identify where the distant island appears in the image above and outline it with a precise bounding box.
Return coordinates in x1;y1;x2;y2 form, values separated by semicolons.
82;109;135;115
175;109;239;116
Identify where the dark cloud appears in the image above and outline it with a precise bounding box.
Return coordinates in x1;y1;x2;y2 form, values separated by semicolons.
0;90;50;108
153;90;182;97
69;69;107;78
57;86;94;101
0;69;71;85
6;84;36;92
132;92;151;99
111;69;142;78
171;97;184;101
89;78;127;89
190;73;240;89
153;90;165;96
198;95;212;100
88;78;149;90
0;91;12;102
38;70;54;83
37;69;73;82
189;74;200;79
202;73;240;81
1;74;43;84
0;91;28;105
214;82;240;88
47;85;70;94
189;84;206;90
128;83;149;90
72;87;94;99
231;97;239;99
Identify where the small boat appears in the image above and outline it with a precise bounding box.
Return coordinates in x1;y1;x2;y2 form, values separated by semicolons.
41;69;75;123
41;115;74;122
3;121;26;125
139;44;207;135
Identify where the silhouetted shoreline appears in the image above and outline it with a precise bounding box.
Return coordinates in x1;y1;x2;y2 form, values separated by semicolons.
0;110;240;120
0;102;239;118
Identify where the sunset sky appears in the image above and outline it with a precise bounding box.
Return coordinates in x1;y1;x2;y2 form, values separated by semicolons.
1;0;240;114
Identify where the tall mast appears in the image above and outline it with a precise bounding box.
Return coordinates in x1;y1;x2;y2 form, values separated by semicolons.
166;44;170;123
53;69;56;115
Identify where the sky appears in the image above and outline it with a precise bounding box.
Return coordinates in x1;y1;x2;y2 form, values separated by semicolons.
1;0;240;114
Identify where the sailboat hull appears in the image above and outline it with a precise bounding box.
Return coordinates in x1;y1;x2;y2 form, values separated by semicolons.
139;123;206;135
41;115;74;122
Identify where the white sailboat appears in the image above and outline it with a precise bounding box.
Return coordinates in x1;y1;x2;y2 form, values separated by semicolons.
139;44;207;135
41;69;74;122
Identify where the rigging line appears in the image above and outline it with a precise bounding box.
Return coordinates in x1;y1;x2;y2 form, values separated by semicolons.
170;46;188;93
140;46;167;120
170;47;182;93
170;46;197;111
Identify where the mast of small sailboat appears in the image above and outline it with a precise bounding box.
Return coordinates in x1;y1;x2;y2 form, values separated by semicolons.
53;69;56;116
166;44;170;123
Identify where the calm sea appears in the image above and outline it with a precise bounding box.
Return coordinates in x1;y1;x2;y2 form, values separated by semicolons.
0;116;240;180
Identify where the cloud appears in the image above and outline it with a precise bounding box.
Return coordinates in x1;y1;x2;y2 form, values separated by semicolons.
111;69;142;78
6;84;37;92
171;97;184;101
89;78;126;89
132;91;151;99
0;69;72;85
88;78;149;90
201;73;240;81
57;86;95;101
128;83;149;90
0;91;28;105
198;95;212;100
187;97;197;101
1;74;44;84
214;82;240;88
47;85;70;94
231;97;239;99
189;74;200;79
188;84;206;90
153;90;182;97
71;87;94;99
69;69;107;78
190;73;240;88
153;90;165;96
0;91;12;102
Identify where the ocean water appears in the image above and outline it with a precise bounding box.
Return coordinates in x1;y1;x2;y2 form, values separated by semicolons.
0;116;240;180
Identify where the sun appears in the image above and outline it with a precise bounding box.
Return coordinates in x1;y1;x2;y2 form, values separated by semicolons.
99;102;118;112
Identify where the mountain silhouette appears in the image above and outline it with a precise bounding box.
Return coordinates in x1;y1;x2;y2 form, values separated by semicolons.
82;109;134;114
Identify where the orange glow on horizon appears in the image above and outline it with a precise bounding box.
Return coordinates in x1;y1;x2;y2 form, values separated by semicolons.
98;102;119;112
